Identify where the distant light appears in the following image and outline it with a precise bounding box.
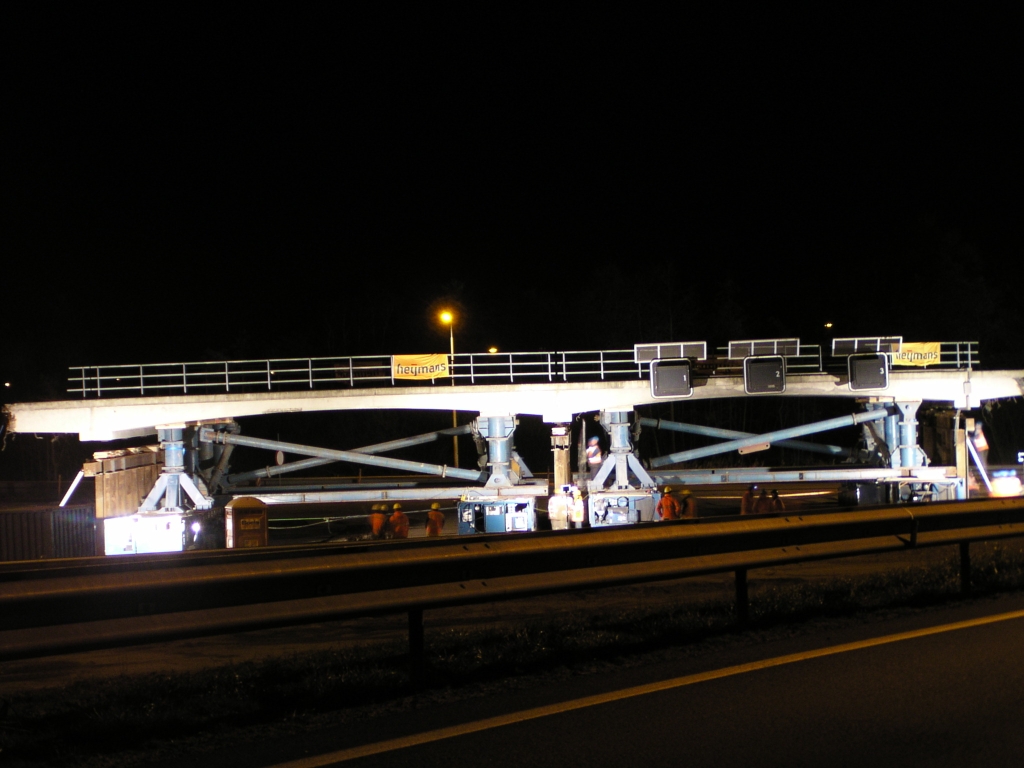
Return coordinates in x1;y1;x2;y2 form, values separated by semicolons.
488;347;498;354
991;471;1023;498
824;322;833;329
440;311;453;325
3;382;9;388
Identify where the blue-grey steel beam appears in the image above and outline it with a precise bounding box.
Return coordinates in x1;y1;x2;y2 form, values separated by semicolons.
206;422;240;494
200;429;486;483
652;466;951;486
639;417;851;458
225;425;474;485
649;409;890;468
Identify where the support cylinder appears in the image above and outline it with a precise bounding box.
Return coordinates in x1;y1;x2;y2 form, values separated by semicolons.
551;425;572;491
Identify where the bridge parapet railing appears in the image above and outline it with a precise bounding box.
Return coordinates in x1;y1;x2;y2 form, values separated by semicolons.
68;350;648;398
833;341;980;372
709;341;982;376
933;341;980;369
460;349;645;384
66;342;983;398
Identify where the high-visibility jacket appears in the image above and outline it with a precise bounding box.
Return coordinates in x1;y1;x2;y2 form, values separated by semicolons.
388;510;410;539
570;496;585;523
426;510;445;537
753;491;772;515
740;490;755;515
548;495;570;522
681;495;698;518
369;511;387;538
657;494;682;521
972;428;989;452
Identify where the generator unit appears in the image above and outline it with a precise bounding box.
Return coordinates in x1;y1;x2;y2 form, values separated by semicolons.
457;496;537;534
587;488;658;527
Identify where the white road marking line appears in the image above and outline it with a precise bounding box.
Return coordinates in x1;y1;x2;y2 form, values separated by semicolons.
270;607;1024;767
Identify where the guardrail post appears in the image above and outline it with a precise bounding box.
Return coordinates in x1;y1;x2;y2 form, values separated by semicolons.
959;542;971;594
409;608;425;685
735;568;749;626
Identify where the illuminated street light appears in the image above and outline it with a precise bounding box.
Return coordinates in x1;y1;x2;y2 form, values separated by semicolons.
488;347;498;354
439;310;459;467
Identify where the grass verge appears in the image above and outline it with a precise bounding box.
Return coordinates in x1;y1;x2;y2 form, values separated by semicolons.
3;541;1024;767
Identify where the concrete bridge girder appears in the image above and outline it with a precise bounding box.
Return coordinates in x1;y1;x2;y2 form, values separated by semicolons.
7;369;1023;441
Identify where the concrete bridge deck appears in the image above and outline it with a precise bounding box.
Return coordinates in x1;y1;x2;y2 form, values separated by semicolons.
6;368;1023;441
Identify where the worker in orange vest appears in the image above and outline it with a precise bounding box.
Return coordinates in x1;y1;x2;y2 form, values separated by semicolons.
425;502;445;537
753;488;772;515
388;502;410;539
770;489;786;513
368;504;388;539
740;485;757;515
680;489;698;518
657;487;682;521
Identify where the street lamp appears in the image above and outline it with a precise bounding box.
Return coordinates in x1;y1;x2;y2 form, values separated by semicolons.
440;310;459;467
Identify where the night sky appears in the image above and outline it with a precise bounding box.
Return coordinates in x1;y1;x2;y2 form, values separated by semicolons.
4;8;1022;405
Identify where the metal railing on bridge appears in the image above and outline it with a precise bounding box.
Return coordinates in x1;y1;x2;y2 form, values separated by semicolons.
66;341;981;398
67;349;649;397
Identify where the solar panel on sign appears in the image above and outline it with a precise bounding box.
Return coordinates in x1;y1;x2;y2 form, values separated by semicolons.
728;339;800;359
633;342;707;364
831;337;902;356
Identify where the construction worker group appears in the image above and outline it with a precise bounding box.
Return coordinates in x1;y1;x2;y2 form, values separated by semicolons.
368;502;446;539
656;486;697;520
740;485;786;515
366;486;786;536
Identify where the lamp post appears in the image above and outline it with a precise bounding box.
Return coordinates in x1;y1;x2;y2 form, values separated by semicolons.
440;311;459;467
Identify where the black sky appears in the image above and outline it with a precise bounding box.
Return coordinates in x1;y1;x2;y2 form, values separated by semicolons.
4;6;1023;403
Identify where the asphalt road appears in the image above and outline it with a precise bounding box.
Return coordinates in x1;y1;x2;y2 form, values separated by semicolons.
178;592;1024;768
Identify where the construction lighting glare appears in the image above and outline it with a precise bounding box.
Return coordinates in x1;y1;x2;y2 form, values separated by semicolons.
991;471;1023;498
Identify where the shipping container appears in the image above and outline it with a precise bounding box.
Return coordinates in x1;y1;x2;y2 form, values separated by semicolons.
0;505;98;561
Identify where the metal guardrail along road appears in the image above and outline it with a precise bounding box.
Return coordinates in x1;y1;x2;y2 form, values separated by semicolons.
2;496;1022;664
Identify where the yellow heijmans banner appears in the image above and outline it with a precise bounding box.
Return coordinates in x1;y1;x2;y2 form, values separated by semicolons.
892;342;941;367
392;354;450;380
